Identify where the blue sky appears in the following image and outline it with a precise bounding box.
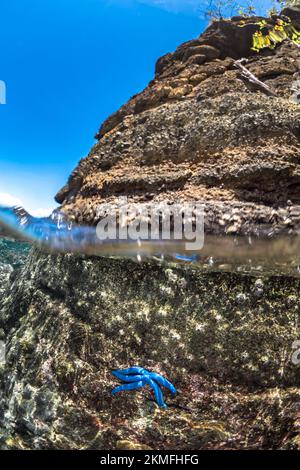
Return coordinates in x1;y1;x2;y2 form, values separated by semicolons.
0;0;273;215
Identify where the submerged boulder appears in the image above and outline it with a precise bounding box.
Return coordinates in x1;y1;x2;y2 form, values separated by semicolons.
1;251;300;449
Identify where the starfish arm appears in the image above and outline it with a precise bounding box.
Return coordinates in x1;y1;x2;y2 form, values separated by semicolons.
149;372;177;395
147;378;167;409
114;367;146;376
111;380;146;396
112;371;145;382
173;253;199;262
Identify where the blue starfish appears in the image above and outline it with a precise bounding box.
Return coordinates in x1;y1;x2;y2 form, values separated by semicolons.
111;367;177;409
173;253;199;262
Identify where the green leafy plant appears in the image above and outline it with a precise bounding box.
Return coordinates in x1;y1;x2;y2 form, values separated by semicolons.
251;17;300;52
203;1;300;52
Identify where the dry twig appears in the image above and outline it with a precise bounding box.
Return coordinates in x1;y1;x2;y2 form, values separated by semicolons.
234;58;277;97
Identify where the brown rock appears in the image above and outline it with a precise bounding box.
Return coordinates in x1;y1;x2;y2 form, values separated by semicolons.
186;54;207;66
249;59;298;79
199;16;267;59
191;44;221;60
155;52;173;76
282;5;300;30
55;173;83;204
168;84;193;99
57;10;300;237
197;61;227;76
183;45;220;63
189;73;207;86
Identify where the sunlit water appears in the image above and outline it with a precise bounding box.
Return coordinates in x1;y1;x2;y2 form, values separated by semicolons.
1;205;300;277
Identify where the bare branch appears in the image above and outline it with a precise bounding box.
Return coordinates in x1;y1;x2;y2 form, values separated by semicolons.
234;58;277;96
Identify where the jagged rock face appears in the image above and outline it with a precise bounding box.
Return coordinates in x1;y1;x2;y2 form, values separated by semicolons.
1;251;300;450
55;13;300;235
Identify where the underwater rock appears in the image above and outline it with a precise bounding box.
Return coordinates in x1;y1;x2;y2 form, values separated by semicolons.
0;239;30;298
0;263;13;306
1;251;300;449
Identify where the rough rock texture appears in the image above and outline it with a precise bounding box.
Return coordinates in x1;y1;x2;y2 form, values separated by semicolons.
2;10;300;450
1;252;300;450
55;11;300;236
0;239;30;299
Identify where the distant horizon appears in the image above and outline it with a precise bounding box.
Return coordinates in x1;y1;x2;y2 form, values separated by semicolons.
0;0;273;216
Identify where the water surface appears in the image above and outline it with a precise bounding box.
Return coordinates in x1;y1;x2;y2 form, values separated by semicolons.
1;205;300;277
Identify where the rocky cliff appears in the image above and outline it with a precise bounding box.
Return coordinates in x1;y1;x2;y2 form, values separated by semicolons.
56;6;300;237
1;8;300;450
